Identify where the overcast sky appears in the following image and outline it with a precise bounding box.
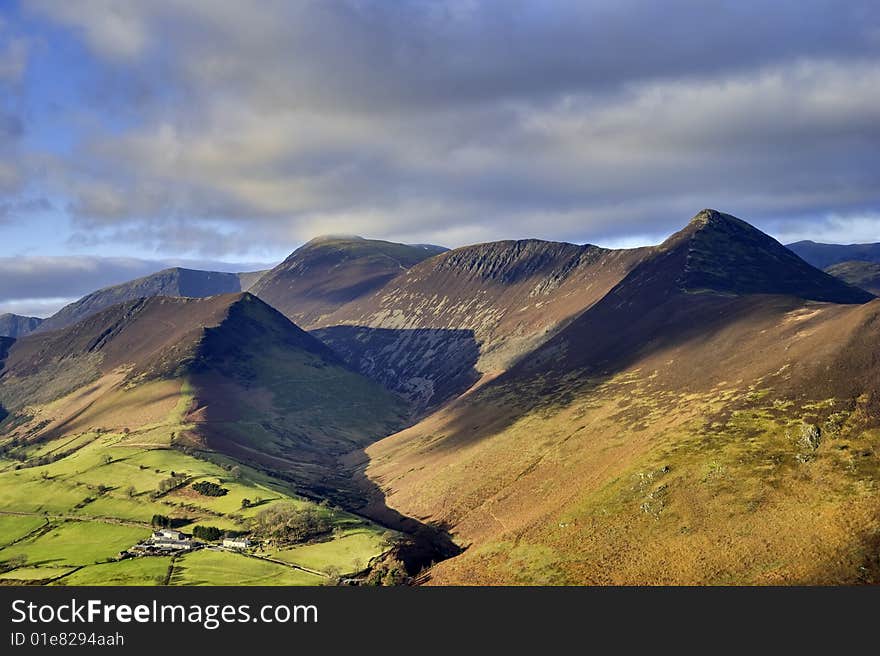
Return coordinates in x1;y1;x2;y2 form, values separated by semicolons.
1;1;879;315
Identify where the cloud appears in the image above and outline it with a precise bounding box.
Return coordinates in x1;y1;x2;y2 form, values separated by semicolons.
13;0;880;252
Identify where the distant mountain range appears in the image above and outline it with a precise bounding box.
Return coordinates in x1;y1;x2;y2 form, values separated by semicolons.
31;267;268;334
1;210;879;585
0;313;43;338
786;240;880;269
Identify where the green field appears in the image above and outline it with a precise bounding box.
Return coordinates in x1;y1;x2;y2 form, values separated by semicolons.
0;566;76;582
170;550;325;586
269;529;386;575
0;440;393;584
0;366;395;585
0;515;47;547
0;521;148;567
55;557;173;586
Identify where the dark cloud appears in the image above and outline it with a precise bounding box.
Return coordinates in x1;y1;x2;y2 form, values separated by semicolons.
10;0;880;251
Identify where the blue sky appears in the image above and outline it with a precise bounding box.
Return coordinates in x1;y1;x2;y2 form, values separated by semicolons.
1;0;879;315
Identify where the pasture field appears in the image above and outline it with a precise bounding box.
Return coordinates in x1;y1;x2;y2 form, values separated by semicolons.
55;557;173;586
170;549;325;586
268;528;387;575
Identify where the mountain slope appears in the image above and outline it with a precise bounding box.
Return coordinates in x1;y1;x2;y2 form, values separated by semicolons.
313;239;649;409
250;236;447;328
0;293;410;585
825;261;880;295
786;240;880;269
0;293;408;491
355;210;880;585
0;313;43;338
35;267;256;334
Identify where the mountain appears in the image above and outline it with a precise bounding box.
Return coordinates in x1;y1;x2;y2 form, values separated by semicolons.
825;261;880;295
250;236;447;328
666;210;873;302
786;240;880;269
35;267;262;334
313;239;649;409
355;210;880;585
0;313;43;338
0;293;407;480
0;293;412;585
313;212;868;411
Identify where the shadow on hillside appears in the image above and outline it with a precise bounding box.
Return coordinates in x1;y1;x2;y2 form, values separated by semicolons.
423;288;815;454
345;451;463;577
310;325;481;412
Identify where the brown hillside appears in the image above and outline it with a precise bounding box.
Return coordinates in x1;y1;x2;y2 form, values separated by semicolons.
357;211;880;585
314;239;649;409
826;260;880;295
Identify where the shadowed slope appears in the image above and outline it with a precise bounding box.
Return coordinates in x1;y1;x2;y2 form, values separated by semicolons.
0;293;409;490
314;239;649;409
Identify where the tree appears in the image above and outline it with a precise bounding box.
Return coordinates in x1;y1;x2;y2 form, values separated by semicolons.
241;498;252;509
192;525;222;541
191;481;228;497
151;514;171;528
230;466;242;480
251;504;332;546
125;485;137;498
101;454;112;465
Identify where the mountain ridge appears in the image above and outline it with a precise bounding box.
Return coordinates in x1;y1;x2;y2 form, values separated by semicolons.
250;236;448;328
35;267;263;334
0;313;43;338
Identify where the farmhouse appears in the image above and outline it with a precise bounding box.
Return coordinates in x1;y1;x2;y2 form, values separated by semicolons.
222;536;252;550
129;528;197;555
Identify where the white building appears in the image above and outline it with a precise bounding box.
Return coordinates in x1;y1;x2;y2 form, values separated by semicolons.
223;537;252;550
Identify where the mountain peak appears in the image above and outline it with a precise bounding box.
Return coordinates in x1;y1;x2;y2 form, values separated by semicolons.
660;210;874;303
305;234;366;245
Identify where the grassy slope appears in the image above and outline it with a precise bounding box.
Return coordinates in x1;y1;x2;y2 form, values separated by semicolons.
0;368;393;584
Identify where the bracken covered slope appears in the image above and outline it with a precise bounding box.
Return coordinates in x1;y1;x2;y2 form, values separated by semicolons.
357;210;880;585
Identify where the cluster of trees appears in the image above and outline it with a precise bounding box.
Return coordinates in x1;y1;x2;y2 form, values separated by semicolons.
155;473;188;495
191;481;228;497
192;525;222;541
251;504;332;546
240;496;263;509
364;555;408;586
151;514;172;528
